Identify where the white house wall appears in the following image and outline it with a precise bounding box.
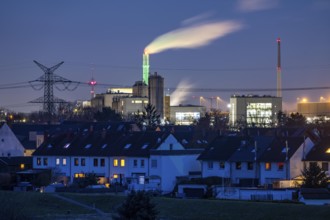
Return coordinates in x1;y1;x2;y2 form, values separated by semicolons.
157;134;184;150
201;161;230;178
0;123;25;156
230;162;258;184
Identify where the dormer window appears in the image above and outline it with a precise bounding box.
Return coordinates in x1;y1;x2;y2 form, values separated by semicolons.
85;144;92;149
64;143;70;149
124;144;131;149
141;144;148;149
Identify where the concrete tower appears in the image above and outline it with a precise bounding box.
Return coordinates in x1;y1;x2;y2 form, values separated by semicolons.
277;37;282;97
148;72;164;118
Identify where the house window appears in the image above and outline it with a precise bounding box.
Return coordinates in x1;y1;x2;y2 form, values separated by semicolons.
74;158;79;166
219;161;225;169
236;162;241;170
43;158;48;166
208;161;213;169
94;158;98;167
101;158;105;167
141;159;145;167
74;173;85;178
62;158;67;166
151;159;157;168
133;159;138;167
37;158;41;166
114;159;118;167
322;162;328;171
20;164;25;169
56;158;60;166
247;162;254;170
81;158;86;166
120;159;125;167
265;162;271;171
278;162;284;171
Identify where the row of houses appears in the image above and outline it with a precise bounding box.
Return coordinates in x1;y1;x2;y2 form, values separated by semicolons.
1;122;330;194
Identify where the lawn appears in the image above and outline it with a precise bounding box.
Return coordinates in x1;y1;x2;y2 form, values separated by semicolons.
1;190;330;220
62;193;330;220
0;190;93;219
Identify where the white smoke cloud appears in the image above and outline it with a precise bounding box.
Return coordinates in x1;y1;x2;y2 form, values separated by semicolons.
170;80;195;106
145;19;243;54
237;0;279;12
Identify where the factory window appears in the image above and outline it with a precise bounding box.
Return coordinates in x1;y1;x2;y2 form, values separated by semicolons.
43;158;48;166
81;158;86;166
278;162;284;171
114;159;118;167
236;162;241;170
74;158;79;166
219;161;225;169
133;159;137;167
62;158;67;166
151;159;157;168
37;158;41;166
93;158;98;167
247;162;254;170
135;100;142;103
101;158;105;167
56;158;60;166
207;161;213;169
265;162;271;171
120;159;125;167
141;159;145;168
322;162;328;171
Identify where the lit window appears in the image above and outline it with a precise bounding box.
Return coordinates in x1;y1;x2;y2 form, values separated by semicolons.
74;158;79;166
124;144;131;149
326;148;330;154
113;174;118;179
151;159;157;168
114;159;118;167
74;173;85;178
236;162;241;170
120;159;125;167
64;143;70;149
265;162;271;171
208;161;213;169
56;158;60;166
101;158;105;167
20;163;25;169
37;158;41;166
278;162;284;171
62;158;67;166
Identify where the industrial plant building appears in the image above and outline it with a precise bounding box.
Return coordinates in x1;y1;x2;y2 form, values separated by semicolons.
148;72;164;118
229;95;282;127
170;105;206;125
297;101;330;120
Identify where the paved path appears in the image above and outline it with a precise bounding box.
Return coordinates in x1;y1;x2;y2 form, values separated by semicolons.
50;193;108;217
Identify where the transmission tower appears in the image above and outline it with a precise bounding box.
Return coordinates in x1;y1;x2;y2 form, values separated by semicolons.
29;60;79;118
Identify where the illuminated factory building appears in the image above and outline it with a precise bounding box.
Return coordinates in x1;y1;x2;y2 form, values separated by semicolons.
229;95;282;127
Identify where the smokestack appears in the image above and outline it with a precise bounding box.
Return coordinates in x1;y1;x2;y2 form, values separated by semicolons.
277;37;281;97
143;51;150;85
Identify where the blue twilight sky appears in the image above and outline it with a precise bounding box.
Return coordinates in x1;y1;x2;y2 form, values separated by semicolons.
0;0;329;113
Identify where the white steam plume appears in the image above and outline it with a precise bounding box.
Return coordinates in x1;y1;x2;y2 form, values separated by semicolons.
237;0;278;12
145;19;243;54
170;80;195;106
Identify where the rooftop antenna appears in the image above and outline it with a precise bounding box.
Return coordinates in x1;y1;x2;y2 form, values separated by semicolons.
88;65;97;99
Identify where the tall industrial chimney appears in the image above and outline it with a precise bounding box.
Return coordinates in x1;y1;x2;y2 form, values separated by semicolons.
143;51;150;85
277;37;281;97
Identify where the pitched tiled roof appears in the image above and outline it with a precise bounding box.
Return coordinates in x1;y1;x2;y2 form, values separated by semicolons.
229;136;274;162
303;137;330;162
197;136;246;161
258;136;305;162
